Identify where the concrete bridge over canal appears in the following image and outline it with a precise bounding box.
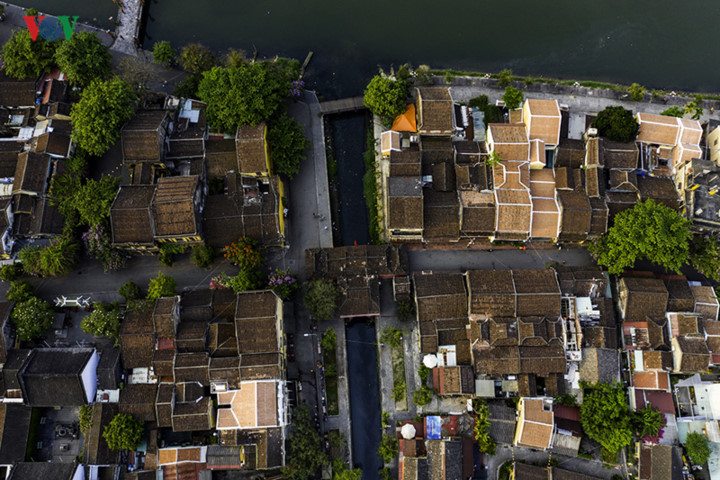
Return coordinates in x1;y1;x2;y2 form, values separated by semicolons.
319;96;366;115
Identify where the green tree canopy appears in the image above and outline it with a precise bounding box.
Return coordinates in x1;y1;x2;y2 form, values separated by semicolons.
691;233;720;281
634;406;664;439
413;385;434;407
580;382;633;455
686;431;711;465
363;75;409;121
474;402;496;455
152;40;176;66
588;200;691;275
73;175;120;226
71;78;137;156
628;83;646;101
661;106;685;117
1;29;56;79
179;43;217;74
54;31;111;87
18;235;79;277
268;114;308;179
198;62;295;132
11;297;54;341
304;278;340;321
81;303;122;340
103;413;144;451
282;405;327;480
6;280;34;302
502;86;524;109
377;434;399;463
593;106;639;142
332;459;361;480
147;272;176;301
119;281;142;301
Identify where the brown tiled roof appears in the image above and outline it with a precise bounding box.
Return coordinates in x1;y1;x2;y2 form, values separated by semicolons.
119;383;158;422
12;152;50;195
467;270;515;317
0;142;22;178
513;463;548;480
459;190;495;236
643;350;673;371
208;357;241;388
512;270;561;317
557;190;591;241
153;297;178;338
588;196;608;236
235;124;267;175
119;311;155;369
155;383;174;428
83;403;118;465
692;285;719;321
516;398;554;449
664;278;695;312
638;443;683;480
390;147;421;176
0;74;36;107
110;185;155;245
152;349;175;378
423;187;459;240
556;139;585;169
338;276;380;318
235;291;280;357
206;139;238;178
637;176;680;211
174;352;210;385
152;175;200;238
619;277;668;321
636;113;679;146
388;177;423;230
525;99;561;145
34;132;70;157
172;395;212;431
122;110;168;162
176;321;209;352
675;336;711;372
208;323;238;357
632;371;670;390
305;244;408;279
415;272;467;355
416;87;454;133
602;140;638;169
609;168;639;192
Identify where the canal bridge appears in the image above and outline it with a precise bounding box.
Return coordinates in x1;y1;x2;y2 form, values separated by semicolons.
319;97;366;115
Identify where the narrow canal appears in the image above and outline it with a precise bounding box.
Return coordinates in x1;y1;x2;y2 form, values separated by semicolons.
327;113;370;246
346;319;382;480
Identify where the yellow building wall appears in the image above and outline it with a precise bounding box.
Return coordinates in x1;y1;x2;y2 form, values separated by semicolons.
522;101;531;134
709;127;720;165
513;398;526;446
263;125;273;175
277;178;286;238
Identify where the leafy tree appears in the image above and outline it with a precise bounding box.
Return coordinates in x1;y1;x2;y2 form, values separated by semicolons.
158;243;187;266
444;71;456;84
6;280;34;302
418;364;431;383
1;29;56;79
81;302;122;340
282;405;327;480
363;75;409;121
392;382;406;401
54;31;111;87
588;200;691;275
502;86;524;109
20;235;79;277
380;326;404;349
580;382;633;455
661;106;684;117
198;62;295;131
628;83;646;101
686;431;711;465
684;101;704;120
179;43;217;74
191;245;215;268
12;297;54;341
224;237;263;270
267;268;299;299
103;413;144;451
497;69;513;88
152;40;176;66
377;434;398;463
0;264;22;282
147;272;176;301
397;299;415;322
304;278;340;321
82;224;127;272
414;64;432;86
49;153;86;226
321;328;337;351
634;406;664;439
268;114;308;179
691;234;720;281
333;459;361;480
554;393;578;407
17;246;42;276
593;106;639;143
227;268;263;293
413;386;434;407
78;405;94;435
71;78;137;156
474;402;496;455
224;48;247;68
173;73;202;98
74;176;120;227
119;281;142;301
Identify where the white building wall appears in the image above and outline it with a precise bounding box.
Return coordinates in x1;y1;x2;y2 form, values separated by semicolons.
80;350;100;404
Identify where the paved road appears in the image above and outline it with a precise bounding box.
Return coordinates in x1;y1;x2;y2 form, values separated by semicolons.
408;247;594;272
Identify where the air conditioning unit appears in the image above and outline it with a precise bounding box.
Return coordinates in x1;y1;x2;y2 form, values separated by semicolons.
410;135;419;144
586;128;598;137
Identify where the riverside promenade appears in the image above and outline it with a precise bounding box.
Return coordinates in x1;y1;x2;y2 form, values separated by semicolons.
110;0;144;55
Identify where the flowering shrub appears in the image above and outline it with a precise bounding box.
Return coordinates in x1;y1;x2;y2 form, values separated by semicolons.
83;224;127;272
289;79;304;97
267;268;298;299
690;233;720;281
224;237;263;270
210;269;262;293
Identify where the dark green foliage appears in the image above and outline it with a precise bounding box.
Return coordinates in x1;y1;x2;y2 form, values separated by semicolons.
686;431;711;465
174;73;202;98
497;69;513;87
413;386;433;407
179;43;217;74
147;272;176;301
78;405;93;435
81;303;122;340
103;413;143;451
397;299;415;322
380;326;403;348
158;243;187;266
119;281;142;301
691;234;720;281
468;94;502;124
661;106;685;117
6;280;34;302
593;106;639;143
554;393;579;407
363;75;409;121
381;412;390;428
74;176;120;227
224;48;247;68
304;279;340;321
18;235;79;277
268;114;308;179
377;434;398;463
321;328;337;351
191;245;215;268
198;62;296;132
49;153;86;226
1;29;56;79
414;65;432;85
333;459;362;480
628;83;646;101
0;264;22;282
226;268;263;293
363;134;381;244
580;382;633;455
71;78;137;156
12;297;54;341
634;406;663;438
418;365;431;383
152;40;176;66
474;401;496;455
588;200;691;275
502;86;524;109
54;32;111;87
282;405;328;480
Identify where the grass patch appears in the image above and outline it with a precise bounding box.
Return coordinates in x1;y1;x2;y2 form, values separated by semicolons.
391;345;407;410
363;129;381;244
25;407;41;461
498;460;513;480
322;330;340;416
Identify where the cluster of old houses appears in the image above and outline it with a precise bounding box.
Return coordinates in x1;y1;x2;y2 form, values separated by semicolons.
379;86;720;243
0;71;285;261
